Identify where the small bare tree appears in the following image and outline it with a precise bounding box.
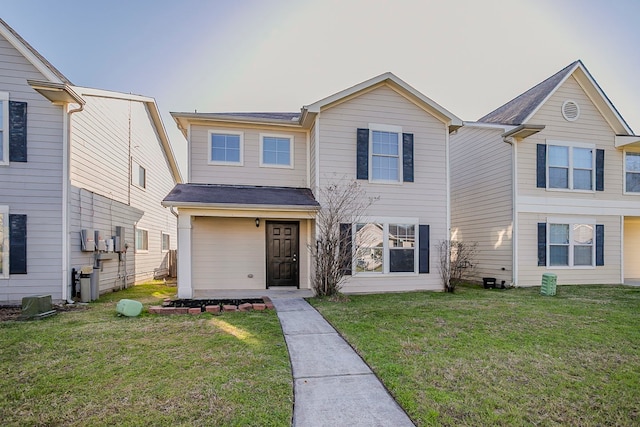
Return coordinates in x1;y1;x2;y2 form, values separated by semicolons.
309;178;377;297
437;240;478;293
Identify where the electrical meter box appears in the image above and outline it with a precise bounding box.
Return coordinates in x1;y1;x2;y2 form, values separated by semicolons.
80;229;95;252
95;230;107;252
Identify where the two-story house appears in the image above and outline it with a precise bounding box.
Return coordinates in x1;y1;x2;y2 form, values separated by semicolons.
0;18;181;304
164;73;462;297
451;60;640;286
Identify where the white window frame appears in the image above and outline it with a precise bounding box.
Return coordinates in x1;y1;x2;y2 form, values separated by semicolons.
135;227;149;253
0;205;8;279
369;123;403;184
546;140;595;192
161;232;170;252
546;217;595;269
0;92;9;165
623;150;640;194
132;160;146;189
208;129;244;166
353;217;418;276
260;133;294;168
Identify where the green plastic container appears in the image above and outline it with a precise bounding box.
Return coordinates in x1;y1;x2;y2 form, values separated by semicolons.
116;299;143;317
541;273;557;296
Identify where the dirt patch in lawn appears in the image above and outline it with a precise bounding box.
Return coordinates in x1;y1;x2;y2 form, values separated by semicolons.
0;304;89;322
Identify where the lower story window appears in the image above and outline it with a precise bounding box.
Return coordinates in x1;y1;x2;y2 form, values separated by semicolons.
135;227;148;252
161;232;170;252
355;222;416;273
549;223;593;266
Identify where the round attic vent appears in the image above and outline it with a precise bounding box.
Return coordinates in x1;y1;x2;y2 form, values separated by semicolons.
562;100;580;121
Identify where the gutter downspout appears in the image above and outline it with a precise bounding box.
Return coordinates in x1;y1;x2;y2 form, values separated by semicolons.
63;102;84;303
503;136;518;287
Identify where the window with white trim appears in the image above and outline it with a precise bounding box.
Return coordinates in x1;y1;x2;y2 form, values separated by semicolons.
0;206;8;278
370;125;402;182
355;222;417;274
135;227;148;252
548;144;594;190
209;130;243;165
0;92;8;164
549;223;594;267
161;232;170;252
260;134;293;167
625;152;640;193
132;161;146;189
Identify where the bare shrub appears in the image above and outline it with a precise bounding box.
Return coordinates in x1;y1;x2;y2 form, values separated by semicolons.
309;178;377;297
437;240;478;293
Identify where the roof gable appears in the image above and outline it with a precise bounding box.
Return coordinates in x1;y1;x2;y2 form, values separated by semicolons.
0;18;71;85
304;72;462;130
478;60;634;135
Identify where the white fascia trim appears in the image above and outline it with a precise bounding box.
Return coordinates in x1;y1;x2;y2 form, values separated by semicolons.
73;86;154;103
615;135;640;148
462;121;517;132
0;23;64;84
0;92;8;165
161;202;320;212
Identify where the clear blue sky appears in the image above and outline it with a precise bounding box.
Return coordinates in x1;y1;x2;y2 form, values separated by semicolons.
2;0;639;173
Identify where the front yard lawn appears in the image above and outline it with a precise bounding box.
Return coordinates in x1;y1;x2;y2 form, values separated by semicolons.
310;285;640;426
0;282;292;426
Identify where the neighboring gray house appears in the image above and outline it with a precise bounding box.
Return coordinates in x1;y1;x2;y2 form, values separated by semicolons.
451;60;640;287
0;18;182;304
165;73;462;297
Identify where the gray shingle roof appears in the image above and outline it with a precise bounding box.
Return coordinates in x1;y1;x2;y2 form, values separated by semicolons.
0;18;72;85
163;184;320;208
478;61;579;125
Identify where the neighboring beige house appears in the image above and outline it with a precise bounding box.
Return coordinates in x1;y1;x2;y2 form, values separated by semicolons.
0;18;182;304
165;73;462;297
451;60;640;287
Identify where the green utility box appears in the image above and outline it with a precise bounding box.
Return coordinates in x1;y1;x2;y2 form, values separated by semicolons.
116;299;143;317
20;295;56;320
541;273;557;296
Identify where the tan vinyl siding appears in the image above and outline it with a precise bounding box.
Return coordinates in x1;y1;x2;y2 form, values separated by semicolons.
69;95;177;292
517;213;621;286
317;84;447;293
191;217;309;295
0;34;64;303
309;120;316;191
189;124;307;187
450;126;513;284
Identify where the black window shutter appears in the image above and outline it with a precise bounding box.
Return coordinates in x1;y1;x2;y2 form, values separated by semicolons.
537;223;547;266
339;223;352;275
419;225;429;274
595;224;604;266
9;214;27;274
595;149;604;191
356;128;369;180
536;144;546;188
9;101;27;162
402;133;414;182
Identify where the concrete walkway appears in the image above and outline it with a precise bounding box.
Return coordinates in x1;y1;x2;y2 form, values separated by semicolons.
271;297;415;427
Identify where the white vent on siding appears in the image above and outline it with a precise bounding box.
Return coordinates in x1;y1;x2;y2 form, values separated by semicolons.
562;100;580;121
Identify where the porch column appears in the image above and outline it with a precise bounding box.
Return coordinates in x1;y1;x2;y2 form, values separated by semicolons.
177;213;193;299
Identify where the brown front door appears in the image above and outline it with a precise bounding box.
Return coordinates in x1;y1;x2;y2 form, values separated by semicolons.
266;222;299;287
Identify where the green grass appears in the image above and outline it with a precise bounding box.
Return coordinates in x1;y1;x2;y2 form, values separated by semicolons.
310;284;640;426
0;282;292;426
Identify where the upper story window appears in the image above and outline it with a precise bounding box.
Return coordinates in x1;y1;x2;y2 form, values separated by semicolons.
625;152;640;193
547;143;594;190
260;134;293;168
371;130;400;181
209;130;243;166
0;92;8;165
132;161;146;189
